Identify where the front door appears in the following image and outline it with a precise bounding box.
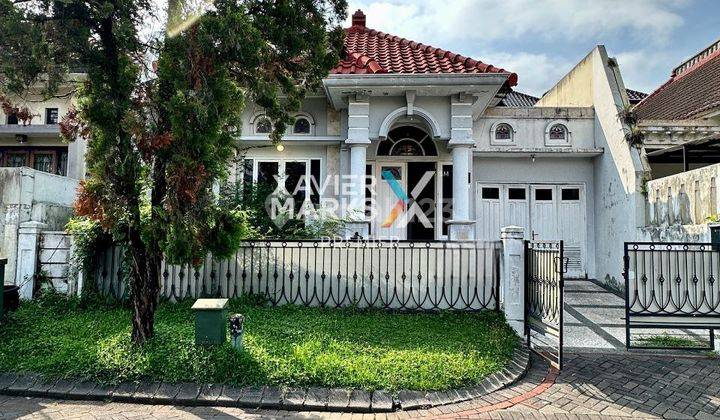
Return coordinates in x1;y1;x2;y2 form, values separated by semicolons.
406;161;436;240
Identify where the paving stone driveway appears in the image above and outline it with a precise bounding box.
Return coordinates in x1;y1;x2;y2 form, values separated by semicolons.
2;352;718;419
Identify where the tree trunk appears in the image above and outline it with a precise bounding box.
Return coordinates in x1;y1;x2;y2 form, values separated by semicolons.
128;226;162;345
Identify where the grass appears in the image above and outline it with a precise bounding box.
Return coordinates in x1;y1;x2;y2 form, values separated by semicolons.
0;293;518;392
636;333;702;349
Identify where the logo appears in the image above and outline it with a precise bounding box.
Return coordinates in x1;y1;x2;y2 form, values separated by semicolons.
380;170;434;229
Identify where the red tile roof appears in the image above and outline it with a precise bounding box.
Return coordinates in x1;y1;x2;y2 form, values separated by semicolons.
634;39;720;120
331;10;518;86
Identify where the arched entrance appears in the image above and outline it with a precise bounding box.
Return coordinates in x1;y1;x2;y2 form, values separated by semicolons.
372;125;452;240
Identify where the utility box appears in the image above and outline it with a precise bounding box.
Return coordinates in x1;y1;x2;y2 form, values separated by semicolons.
0;258;6;318
191;298;229;345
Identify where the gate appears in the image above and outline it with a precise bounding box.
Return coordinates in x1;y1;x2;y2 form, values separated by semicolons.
525;240;566;369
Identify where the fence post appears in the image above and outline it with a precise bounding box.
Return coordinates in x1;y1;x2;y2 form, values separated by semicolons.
500;226;525;337
14;221;47;300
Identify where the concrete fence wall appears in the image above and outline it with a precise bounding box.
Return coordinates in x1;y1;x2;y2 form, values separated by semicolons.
646;163;720;227
0;167;78;297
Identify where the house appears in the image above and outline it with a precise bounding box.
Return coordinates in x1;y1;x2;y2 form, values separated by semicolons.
634;38;720;179
235;10;644;281
0;74;87;180
0;10;656;285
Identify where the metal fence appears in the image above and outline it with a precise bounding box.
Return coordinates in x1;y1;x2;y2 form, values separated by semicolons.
96;240;502;311
624;242;720;349
525;240;565;369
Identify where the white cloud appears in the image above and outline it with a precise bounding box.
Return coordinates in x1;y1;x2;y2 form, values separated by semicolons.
347;0;687;45
613;49;676;93
477;51;576;96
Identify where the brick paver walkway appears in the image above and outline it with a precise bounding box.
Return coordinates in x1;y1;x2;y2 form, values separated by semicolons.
2;352;718;419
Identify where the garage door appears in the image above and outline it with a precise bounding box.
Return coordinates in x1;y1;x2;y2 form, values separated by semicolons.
476;183;586;278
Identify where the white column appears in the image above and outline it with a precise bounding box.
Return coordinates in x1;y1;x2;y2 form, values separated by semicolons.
344;94;371;239
447;94;476;240
501;225;525;336
15;221;47;299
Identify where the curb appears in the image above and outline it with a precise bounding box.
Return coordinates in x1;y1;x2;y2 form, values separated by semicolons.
0;343;530;413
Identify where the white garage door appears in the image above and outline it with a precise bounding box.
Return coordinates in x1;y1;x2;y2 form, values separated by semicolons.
476;183;587;278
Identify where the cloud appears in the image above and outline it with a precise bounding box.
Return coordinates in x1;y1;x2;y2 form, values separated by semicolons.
613;50;676;93
347;0;687;45
478;51;577;96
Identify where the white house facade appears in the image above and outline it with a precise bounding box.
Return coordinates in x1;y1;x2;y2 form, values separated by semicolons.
230;10;644;281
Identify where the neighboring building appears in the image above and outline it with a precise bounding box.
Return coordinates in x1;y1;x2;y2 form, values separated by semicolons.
0;74;87;180
632;39;720;246
635;38;720;178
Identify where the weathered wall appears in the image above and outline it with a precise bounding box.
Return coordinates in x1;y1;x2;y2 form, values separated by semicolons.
646;163;720;226
0;167;77;285
537;46;648;287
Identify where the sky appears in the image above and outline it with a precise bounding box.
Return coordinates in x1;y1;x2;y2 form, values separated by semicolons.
344;0;720;97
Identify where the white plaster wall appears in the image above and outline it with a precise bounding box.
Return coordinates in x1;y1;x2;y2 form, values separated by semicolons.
477;107;596;149
473;157;597;277
536;46;646;287
0;167;78;285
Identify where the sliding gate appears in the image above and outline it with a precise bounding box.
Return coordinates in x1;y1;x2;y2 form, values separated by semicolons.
525;240;566;369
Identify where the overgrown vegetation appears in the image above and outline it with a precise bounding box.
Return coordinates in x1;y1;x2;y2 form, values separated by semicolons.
1;0;348;343
618;103;645;147
0;295;518;392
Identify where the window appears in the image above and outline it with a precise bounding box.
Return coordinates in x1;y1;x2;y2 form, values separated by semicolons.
535;188;553;201
494;124;512;140
33;152;54;173
293;117;311;134
482;187;500;200
5;152;27;167
561;188;580;201
377;126;437;157
6;113;18;125
255;117;271;134
491;122;515;145
545;122;571;146
549;124;567;140
508;188;526;200
45;108;59;124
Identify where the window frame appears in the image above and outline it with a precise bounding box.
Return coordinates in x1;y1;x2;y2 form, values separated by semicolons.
544;121;572;146
490;121;516;146
45;108;59;125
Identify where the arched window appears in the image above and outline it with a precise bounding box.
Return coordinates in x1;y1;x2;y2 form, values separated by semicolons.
495;124;512;140
293;117;311;134
549;124;567;140
255;117;272;134
376;126;437;157
545;121;571;146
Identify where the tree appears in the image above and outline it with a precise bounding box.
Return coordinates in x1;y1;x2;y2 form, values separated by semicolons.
0;0;347;344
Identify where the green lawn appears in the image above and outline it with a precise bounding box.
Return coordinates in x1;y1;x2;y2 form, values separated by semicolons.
0;294;518;392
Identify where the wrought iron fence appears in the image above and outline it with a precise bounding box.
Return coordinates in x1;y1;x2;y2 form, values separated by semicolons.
525;240;564;370
96;239;502;311
624;242;720;350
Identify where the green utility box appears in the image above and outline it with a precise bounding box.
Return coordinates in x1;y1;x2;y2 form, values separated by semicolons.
0;258;6;319
191;298;229;345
